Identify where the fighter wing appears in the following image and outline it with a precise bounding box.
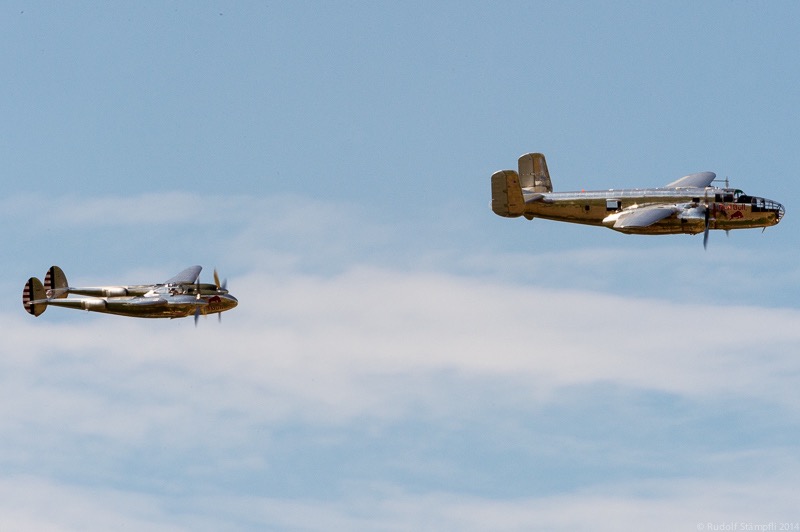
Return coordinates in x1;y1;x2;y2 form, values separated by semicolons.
664;172;716;188
165;265;202;285
612;205;679;229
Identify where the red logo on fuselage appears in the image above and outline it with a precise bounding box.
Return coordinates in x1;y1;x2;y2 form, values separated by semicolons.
207;295;223;312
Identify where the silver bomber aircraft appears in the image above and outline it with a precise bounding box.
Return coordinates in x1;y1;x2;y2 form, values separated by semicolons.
23;265;237;324
491;152;784;247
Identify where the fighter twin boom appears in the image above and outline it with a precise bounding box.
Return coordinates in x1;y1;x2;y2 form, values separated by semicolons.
23;265;238;325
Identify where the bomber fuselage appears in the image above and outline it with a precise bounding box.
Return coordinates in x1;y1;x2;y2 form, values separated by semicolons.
518;186;784;235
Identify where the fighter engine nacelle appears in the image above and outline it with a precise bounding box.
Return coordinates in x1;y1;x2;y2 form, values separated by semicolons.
101;287;128;297
82;299;108;311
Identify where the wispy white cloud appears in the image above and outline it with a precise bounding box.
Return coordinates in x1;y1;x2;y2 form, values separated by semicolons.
4;264;800;529
6;266;800;428
0;192;369;234
4;191;800;530
0;474;797;531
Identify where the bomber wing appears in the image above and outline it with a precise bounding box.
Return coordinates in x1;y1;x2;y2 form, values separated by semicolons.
165;265;202;285
611;205;679;229
665;172;716;188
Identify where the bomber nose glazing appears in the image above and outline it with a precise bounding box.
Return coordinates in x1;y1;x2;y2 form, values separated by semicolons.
764;198;785;223
775;201;786;223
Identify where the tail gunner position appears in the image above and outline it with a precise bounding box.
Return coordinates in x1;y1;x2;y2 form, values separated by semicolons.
491;152;784;248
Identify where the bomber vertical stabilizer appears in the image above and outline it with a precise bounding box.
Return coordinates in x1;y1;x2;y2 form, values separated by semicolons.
491;170;524;217
518;152;553;193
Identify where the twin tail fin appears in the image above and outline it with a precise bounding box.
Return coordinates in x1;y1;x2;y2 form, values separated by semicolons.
44;266;69;298
23;266;69;317
23;277;47;316
491;152;553;217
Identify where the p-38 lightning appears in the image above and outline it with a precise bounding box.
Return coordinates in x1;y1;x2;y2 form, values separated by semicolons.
23;265;237;324
491;152;784;247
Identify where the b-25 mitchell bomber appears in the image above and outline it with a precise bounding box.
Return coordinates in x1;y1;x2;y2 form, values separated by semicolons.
23;265;237;324
491;152;784;247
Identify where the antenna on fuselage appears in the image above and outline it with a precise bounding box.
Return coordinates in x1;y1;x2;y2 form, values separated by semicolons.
711;177;730;189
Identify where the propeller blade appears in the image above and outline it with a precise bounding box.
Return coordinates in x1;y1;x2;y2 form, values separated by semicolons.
703;206;710;250
213;268;228;292
194;305;201;326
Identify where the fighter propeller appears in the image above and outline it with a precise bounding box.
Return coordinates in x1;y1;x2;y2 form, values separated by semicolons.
194;268;230;326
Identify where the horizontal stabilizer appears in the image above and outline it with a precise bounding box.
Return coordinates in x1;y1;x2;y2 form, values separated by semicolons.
525;193;546;203
665;172;716;188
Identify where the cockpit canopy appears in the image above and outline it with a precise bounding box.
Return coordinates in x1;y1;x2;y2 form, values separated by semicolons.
723;189;785;219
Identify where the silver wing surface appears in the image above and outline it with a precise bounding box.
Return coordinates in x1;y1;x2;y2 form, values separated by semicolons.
165;265;202;285
665;172;716;188
612;205;679;229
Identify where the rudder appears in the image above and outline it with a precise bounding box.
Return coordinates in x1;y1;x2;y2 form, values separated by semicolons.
23;277;48;317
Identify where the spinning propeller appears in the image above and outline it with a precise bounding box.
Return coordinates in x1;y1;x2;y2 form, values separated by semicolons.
700;190;715;250
213;268;227;323
193;268;229;326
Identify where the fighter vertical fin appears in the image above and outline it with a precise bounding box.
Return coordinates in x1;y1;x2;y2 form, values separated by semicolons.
23;277;48;316
44;266;69;299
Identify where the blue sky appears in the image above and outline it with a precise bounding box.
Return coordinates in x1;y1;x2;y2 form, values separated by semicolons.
2;2;800;530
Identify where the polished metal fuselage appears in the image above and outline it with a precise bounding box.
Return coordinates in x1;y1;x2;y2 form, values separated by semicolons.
521;186;784;235
46;284;238;319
